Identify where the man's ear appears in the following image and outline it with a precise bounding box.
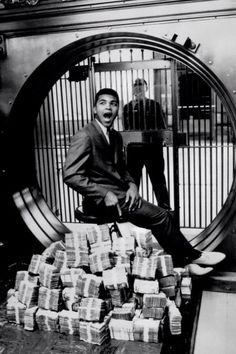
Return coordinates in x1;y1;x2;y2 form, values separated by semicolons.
93;106;97;115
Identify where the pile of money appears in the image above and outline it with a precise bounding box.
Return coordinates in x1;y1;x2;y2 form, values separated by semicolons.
108;287;130;307
38;287;63;312
53;250;67;272
158;275;176;288
28;255;43;275
36;308;59;332
109;318;134;341
103;266;128;289
133;278;159;294
39;263;60;289
58;310;80;335
76;273;103;298
156;255;174;278
112;234;135;256
86;224;110;245
24;306;38;331
62;287;81;311
132;255;158;279
160;286;176;298
112;254;131;274
65;231;89;268
78;298;106;322
41;241;66;263
14;271;29;290
180;276;192;299
130;226;153;249
111;303;135;321
143;293;167;308
18;281;39;308
133;318;160;343
6;295;26;324
89;251;111;273
142;307;165;319
167;301;182;335
60;268;85;288
90;240;112;254
79;320;109;345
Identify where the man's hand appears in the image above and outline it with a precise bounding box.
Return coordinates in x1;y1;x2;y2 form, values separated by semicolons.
125;182;142;211
104;191;122;217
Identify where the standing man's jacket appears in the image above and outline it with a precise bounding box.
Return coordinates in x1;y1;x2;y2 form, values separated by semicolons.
63;120;134;207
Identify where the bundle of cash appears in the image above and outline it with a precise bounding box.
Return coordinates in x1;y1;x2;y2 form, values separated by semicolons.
133;318;161;343
133;278;159;294
58;310;80;335
53;250;67;272
78;298;106;322
112;234;135;256
130;226;153;250
6;295;26;324
156;255;174;278
24;306;38;331
160;286;176;298
14;271;29;290
89;251;111;273
62;287;81;311
39;263;60;289
36;308;59;332
142;307;165;320
132;255;158;279
111;303;135;321
38;287;62;312
135;247;152;258
65;230;88;250
66;248;89;268
41;241;66;263
108;287;130;307
18;280;39;308
143;293;167;308
109;318;134;341
167;301;182;335
103;266;128;289
28;254;43;275
76;273;103;298
180;276;192;299
86;224;110;245
90;240;112;254
112;254;131;274
158;275;176;288
60;267;85;288
79;320;109;345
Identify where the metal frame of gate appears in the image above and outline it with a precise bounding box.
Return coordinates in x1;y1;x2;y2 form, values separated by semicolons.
33;47;235;236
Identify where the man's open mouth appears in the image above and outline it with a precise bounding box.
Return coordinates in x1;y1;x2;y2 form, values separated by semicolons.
103;113;112;118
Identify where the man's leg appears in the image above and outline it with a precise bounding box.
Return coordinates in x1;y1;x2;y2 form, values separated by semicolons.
119;198;200;266
145;146;170;209
126;145;144;188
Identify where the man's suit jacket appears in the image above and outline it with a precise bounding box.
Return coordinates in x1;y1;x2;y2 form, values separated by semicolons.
63;120;134;207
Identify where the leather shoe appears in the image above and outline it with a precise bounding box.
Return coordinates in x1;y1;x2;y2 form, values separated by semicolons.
192;251;225;266
186;264;213;276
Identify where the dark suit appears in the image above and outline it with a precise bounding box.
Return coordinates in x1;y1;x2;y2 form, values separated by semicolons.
63;120;200;266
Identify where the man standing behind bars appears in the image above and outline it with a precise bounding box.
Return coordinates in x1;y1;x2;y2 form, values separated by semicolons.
123;78;170;209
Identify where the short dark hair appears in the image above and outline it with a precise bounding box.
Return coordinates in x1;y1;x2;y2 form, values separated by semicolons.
134;78;147;86
94;88;119;105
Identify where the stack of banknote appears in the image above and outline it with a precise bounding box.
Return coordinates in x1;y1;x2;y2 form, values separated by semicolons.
76;273;103;298
39;263;60;289
35;308;59;332
18;280;39;308
79;320;109;345
58;310;80;335
24;306;38;331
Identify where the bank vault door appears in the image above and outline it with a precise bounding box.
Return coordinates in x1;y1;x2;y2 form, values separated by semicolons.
33;47;235;239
